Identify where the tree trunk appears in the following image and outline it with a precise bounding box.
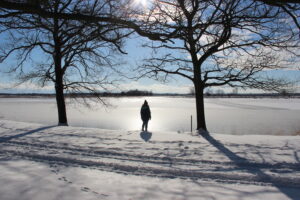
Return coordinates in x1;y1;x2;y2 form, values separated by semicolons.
55;75;68;126
54;48;68;125
194;82;207;132
53;16;68;126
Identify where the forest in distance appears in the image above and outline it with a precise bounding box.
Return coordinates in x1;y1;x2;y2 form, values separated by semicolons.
1;90;300;98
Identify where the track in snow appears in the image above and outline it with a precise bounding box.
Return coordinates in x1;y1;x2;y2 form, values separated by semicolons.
1;137;300;188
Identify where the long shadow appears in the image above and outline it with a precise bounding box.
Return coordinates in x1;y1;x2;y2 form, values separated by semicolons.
0;126;56;143
140;131;152;142
202;133;300;200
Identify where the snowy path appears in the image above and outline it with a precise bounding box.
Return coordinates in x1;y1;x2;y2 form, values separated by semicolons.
2;138;300;187
1;119;300;200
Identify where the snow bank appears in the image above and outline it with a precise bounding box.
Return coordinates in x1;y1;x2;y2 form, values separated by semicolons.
0;119;300;200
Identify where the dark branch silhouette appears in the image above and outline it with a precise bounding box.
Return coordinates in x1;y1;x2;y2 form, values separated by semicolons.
0;0;178;42
137;0;298;132
0;0;129;125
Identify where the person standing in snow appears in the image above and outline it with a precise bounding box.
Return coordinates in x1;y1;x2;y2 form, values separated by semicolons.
140;100;151;132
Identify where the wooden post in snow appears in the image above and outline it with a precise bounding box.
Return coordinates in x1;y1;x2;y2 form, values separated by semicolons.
191;115;192;133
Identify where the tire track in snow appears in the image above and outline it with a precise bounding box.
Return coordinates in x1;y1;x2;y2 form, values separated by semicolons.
1;140;300;188
2;148;300;188
3;140;300;171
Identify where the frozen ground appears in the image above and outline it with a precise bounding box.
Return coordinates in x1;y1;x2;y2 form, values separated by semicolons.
0;97;299;135
0;119;300;200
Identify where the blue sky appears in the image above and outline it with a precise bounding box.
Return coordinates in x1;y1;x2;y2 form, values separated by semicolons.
0;32;194;94
0;32;299;94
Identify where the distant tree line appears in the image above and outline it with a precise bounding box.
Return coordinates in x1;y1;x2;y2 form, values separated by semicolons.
120;90;153;96
0;89;153;97
2;91;299;98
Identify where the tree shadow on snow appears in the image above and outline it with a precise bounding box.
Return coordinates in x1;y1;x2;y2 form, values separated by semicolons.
202;132;300;200
140;131;152;142
0;125;56;143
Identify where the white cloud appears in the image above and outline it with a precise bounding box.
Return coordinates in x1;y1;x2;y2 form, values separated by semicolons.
0;82;53;93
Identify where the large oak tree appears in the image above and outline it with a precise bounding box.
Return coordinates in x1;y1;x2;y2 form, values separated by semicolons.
137;0;299;132
0;0;129;125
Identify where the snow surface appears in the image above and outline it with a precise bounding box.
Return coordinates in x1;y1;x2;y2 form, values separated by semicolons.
0;119;300;200
0;97;300;135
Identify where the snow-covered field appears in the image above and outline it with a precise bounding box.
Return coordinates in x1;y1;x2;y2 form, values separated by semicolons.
0;97;299;135
0;119;300;200
0;97;299;199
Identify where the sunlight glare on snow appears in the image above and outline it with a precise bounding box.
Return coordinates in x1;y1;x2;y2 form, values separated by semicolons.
1;97;300;135
129;117;142;131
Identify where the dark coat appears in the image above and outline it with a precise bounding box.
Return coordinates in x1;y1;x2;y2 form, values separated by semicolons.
141;103;151;121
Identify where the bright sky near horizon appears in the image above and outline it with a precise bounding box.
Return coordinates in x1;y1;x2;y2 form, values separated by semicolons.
0;33;193;94
0;33;300;94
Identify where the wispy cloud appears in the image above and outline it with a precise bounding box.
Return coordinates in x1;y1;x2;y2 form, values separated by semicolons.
0;82;53;93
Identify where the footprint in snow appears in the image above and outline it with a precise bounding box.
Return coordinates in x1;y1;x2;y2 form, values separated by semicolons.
51;169;58;174
50;164;60;173
48;151;59;155
57;176;72;184
81;187;90;192
81;187;109;197
58;177;66;181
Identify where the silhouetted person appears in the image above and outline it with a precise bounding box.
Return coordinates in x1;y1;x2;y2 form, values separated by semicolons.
140;100;151;131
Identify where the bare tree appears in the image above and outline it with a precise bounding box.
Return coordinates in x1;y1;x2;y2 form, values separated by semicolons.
0;0;171;42
256;0;300;30
137;0;299;132
0;0;299;130
0;0;129;125
0;0;299;32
